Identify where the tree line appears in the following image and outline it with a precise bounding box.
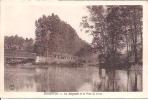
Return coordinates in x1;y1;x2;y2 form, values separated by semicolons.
34;13;88;56
80;5;142;69
4;35;34;52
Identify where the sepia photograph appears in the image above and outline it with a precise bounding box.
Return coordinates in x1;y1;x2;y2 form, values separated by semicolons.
3;5;143;92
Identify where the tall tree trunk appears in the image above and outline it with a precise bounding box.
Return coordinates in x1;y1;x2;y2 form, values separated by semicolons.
134;73;137;91
133;8;138;63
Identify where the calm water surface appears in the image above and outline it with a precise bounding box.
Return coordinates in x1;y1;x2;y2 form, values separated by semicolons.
5;63;142;92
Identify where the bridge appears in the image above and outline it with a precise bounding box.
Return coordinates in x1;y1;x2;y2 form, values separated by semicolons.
4;49;36;64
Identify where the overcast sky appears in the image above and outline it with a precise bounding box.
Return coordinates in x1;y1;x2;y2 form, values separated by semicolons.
2;5;93;43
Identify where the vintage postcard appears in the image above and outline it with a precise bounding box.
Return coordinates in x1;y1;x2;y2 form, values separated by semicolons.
0;0;148;98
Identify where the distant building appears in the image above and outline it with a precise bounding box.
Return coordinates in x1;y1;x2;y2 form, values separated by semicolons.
35;52;79;64
35;50;100;65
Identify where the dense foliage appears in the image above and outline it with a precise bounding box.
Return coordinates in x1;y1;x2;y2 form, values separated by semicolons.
4;35;34;52
34;13;89;56
81;6;142;68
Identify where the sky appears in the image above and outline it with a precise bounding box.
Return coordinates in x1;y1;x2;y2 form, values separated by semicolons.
1;5;93;43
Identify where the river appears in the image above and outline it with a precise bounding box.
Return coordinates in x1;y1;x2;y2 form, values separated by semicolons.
4;63;142;92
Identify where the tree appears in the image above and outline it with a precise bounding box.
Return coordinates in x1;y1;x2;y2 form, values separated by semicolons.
81;5;142;91
34;13;89;56
34;14;60;56
4;35;34;52
81;5;142;66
